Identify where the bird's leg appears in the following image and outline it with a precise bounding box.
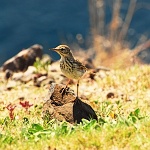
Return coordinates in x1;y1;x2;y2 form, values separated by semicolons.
60;79;70;96
77;80;79;98
65;79;71;89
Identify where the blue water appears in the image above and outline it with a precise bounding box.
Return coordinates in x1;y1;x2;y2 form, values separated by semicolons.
0;0;150;65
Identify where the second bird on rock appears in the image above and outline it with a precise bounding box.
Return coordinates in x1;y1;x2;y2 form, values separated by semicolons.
50;45;87;98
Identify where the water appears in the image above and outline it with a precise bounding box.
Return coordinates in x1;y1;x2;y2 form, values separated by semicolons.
0;0;149;65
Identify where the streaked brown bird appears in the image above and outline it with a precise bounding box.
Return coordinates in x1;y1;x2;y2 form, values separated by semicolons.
50;45;86;97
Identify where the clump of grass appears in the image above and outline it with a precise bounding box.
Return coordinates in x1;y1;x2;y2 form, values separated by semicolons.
34;57;50;74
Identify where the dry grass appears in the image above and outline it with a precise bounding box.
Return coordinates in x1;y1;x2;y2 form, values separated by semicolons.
87;0;150;68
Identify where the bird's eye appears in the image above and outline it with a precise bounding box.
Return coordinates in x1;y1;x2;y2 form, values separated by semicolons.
61;48;64;51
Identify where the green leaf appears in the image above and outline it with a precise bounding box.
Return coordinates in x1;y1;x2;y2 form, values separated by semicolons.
31;124;43;131
28;124;44;134
134;108;140;117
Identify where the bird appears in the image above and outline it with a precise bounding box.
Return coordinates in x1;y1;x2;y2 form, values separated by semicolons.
50;45;86;98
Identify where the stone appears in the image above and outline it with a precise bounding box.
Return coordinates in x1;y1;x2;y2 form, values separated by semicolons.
2;44;43;72
43;83;97;124
73;97;98;123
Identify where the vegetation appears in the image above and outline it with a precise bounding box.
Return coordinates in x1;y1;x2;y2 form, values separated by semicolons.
0;65;150;150
87;0;150;68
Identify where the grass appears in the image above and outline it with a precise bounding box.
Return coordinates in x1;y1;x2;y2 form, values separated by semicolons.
0;65;150;150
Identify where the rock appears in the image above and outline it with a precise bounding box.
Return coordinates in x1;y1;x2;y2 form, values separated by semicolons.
6;80;17;90
18;66;37;83
38;76;55;87
46;83;76;106
73;97;98;123
33;75;48;87
4;69;13;80
23;66;37;76
11;66;36;82
106;92;115;99
43;98;74;123
12;72;24;80
54;103;74;123
43;83;97;124
42;83;75;123
2;44;43;72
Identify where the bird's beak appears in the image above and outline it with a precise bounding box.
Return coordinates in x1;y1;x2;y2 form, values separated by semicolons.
50;48;59;52
50;48;56;51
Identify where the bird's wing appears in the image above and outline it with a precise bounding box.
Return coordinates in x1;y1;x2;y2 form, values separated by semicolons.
74;59;87;71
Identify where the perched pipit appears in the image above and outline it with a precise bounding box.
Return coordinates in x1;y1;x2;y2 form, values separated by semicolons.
50;45;86;98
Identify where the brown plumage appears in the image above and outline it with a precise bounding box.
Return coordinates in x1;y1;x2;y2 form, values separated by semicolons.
50;45;86;97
